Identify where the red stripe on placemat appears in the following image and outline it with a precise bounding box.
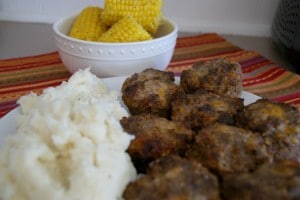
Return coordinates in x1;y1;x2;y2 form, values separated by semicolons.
242;67;286;86
270;93;300;108
240;57;271;73
0;101;18;118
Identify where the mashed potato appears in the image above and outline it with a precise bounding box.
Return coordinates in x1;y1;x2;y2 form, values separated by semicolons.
0;69;137;200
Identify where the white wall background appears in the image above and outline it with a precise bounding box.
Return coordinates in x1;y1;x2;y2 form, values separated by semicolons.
0;0;280;36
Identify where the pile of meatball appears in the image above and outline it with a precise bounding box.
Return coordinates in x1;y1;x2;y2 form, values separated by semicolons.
120;58;300;200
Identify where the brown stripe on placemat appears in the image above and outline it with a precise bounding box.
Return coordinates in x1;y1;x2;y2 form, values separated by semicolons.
0;63;69;87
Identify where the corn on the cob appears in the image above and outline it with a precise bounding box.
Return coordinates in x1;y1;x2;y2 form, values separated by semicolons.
101;0;162;34
69;6;107;41
98;16;153;42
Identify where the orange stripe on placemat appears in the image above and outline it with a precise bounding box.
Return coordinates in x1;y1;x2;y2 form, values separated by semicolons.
0;59;62;72
0;52;61;70
1;77;69;96
175;33;232;48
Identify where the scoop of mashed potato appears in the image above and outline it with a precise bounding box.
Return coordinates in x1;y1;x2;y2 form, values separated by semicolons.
0;69;137;200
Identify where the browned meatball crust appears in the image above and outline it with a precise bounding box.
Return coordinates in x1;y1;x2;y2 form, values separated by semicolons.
122;68;175;88
123;155;220;200
237;99;300;135
122;68;183;118
171;92;244;131
185;123;271;177
180;58;243;97
222;160;300;200
120;114;194;173
237;99;300;163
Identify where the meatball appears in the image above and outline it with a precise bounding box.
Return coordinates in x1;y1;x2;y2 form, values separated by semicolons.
121;68;183;118
237;99;300;135
237;99;300;163
120;114;194;173
171;92;244;131
180;58;243;97
123;155;220;200
185;123;271;177
222;160;300;200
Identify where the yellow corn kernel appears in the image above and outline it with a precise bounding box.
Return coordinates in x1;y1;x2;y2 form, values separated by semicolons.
69;6;107;41
98;16;153;43
98;16;152;42
101;0;162;34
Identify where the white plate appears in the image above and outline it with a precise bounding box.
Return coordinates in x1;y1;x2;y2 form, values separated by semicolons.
0;76;260;148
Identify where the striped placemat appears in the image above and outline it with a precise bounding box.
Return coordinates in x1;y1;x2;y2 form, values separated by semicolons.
1;33;299;118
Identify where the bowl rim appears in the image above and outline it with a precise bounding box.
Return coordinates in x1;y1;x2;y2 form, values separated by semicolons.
52;15;178;46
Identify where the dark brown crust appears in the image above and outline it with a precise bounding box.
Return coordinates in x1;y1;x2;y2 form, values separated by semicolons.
185;123;271;177
237;99;300;163
237;99;300;135
120;114;194;173
123;155;220;200
222;160;300;200
121;68;175;92
122;68;184;118
171;92;244;131
180;58;242;97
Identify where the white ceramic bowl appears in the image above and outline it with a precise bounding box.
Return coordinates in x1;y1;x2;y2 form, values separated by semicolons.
52;15;178;77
